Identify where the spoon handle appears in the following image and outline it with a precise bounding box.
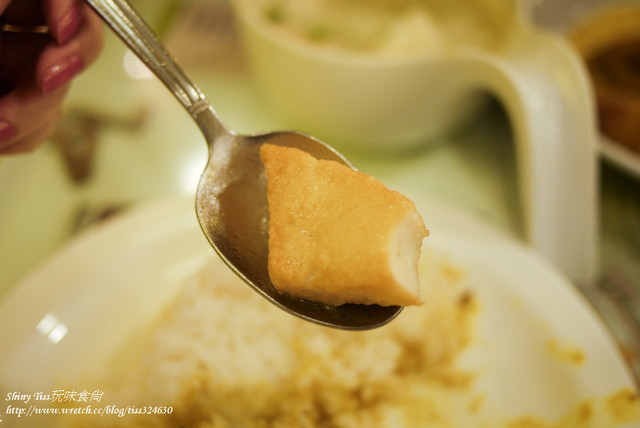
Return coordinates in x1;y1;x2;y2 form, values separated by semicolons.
85;0;210;116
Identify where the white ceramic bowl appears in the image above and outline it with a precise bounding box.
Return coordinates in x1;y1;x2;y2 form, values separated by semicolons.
232;0;518;152
232;0;600;287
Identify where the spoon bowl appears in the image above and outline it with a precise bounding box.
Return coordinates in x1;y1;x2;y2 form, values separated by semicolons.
85;0;402;330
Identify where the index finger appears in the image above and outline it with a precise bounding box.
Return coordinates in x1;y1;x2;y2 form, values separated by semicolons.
43;0;83;45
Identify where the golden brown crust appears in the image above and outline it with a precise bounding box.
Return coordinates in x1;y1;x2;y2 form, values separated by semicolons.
261;143;428;306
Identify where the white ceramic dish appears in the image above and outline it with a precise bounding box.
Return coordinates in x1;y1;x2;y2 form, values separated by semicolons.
233;0;599;289
601;135;640;179
0;196;636;426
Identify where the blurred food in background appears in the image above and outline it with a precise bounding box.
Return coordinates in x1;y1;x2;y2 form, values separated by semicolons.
230;0;525;152
569;4;640;155
234;0;512;57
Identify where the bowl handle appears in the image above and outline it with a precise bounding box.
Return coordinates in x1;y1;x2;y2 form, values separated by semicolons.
473;27;599;286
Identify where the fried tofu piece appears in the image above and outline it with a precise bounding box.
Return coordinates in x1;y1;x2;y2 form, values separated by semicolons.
261;143;428;306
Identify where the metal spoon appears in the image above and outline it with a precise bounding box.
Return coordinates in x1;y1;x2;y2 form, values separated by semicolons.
85;0;402;330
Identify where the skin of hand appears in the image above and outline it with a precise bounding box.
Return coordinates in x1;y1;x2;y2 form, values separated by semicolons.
0;0;103;154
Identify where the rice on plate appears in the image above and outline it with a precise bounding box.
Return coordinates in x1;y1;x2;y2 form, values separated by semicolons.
55;243;640;428
57;249;475;427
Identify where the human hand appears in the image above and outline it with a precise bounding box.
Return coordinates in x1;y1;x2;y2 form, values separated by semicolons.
0;0;103;154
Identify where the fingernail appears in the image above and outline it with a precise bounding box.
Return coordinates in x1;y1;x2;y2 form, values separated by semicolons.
40;55;84;94
54;2;83;45
0;121;18;144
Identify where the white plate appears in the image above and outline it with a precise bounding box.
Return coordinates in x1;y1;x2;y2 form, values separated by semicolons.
0;196;637;425
601;135;640;179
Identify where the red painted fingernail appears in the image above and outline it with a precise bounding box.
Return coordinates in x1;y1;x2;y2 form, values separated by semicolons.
0;121;18;144
40;55;84;94
0;120;18;142
54;2;83;45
